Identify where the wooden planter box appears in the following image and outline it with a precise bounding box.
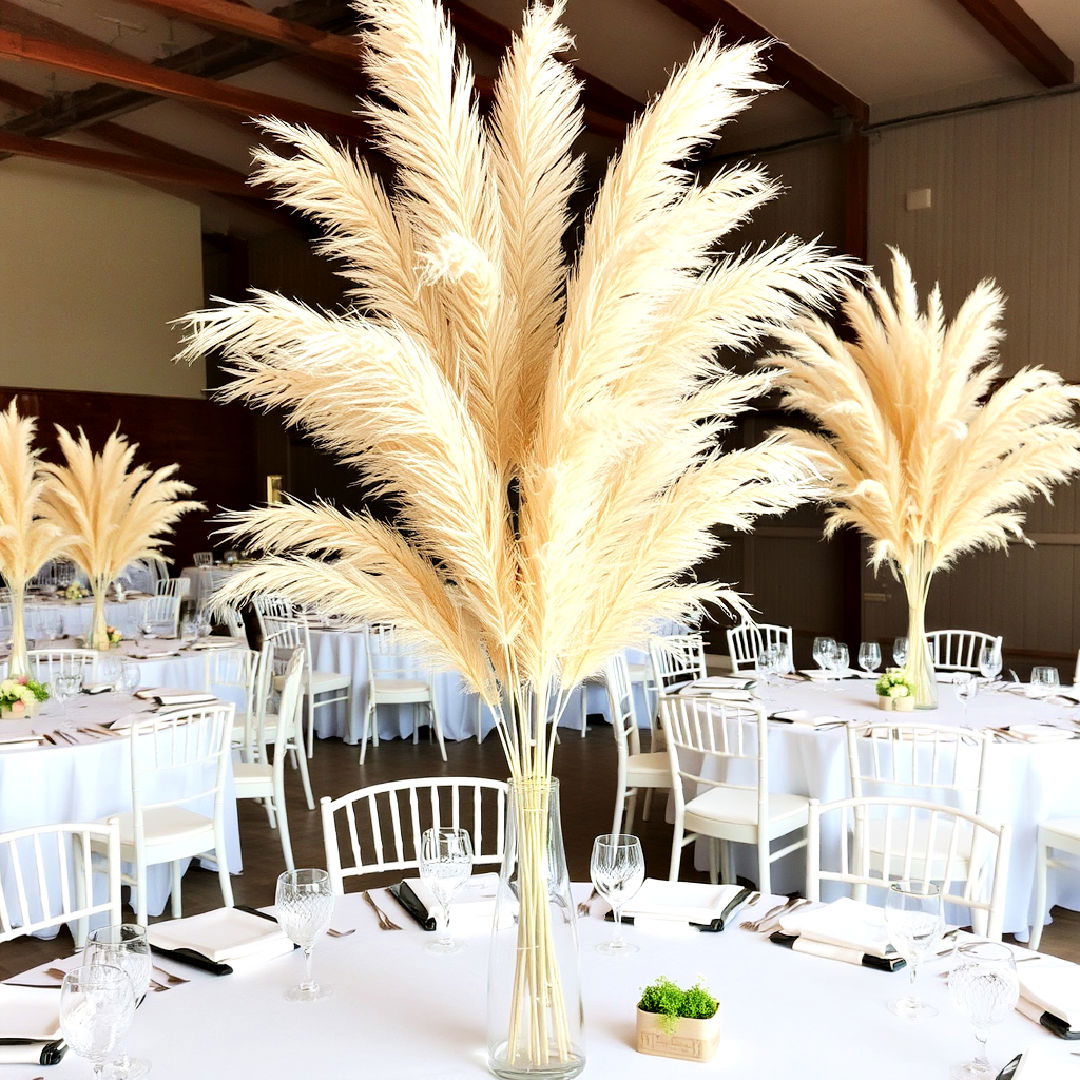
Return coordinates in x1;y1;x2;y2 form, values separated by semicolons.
635;1007;720;1063
877;695;914;712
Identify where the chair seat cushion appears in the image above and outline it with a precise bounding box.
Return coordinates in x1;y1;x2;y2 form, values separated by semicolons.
108;807;214;846
627;662;652;681
234;763;272;792
626;752;673;787
311;670;350;692
371;678;431;703
1042;817;1080;843
684;785;809;830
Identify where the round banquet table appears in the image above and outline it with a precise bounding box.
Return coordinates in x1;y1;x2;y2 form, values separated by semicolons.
4;888;1072;1079
23;596;155;640
686;674;1080;940
0;691;241;937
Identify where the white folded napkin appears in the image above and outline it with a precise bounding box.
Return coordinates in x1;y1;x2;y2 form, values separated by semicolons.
935;671;968;684
1003;724;1075;744
150;907;292;968
82;682;114;694
403;872;510;933
128;647;182;659
791;938;867;966
0;984;61;1040
771;710;846;728
1018;963;1080;1029
778;898;893;958
134;688;217;706
620;879;747;926
800;668;861;680
190;639;236;651
681;687;755;702
1012;1043;1075;1080
690;676;756;691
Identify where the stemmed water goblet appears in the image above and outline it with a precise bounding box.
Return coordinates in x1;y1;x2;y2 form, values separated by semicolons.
590;833;645;956
978;643;1002;685
893;636;909;668
83;924;152;1079
812;636;838;690
953;673;979;727
275;868;334;1001
755;644;783;702
858;641;882;676
118;661;140;696
884;880;945;1019
54;668;83;715
179;618;198;649
96;653;122;689
419;827;474;955
59;964;137;1079
1029;666;1059;698
948;942;1019;1079
826;642;850;690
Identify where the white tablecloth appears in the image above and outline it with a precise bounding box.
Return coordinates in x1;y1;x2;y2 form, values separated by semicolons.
0;692;241;935
23;597;153;640
4;889;1071;1078
687;676;1080;940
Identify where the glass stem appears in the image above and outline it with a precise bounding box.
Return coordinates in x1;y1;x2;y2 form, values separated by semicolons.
612;905;623;946
300;944;314;991
442;902;452;944
908;958;919;996
973;1026;989;1066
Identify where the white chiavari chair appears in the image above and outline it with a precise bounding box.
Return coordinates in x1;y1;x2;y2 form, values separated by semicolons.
234;648;306;872
726;622;794;674
808;796;1010;940
605;652;672;836
0;819;121;947
26;648;97;683
320;777;507;894
649;632;707;697
1030;820;1080;949
262;614;350;760
363;622;446;765
253;594;293;640
155;577;191;601
91;704;235;927
200;645;256;747
926;630;1003;674
662;695;810;893
139;595;181;638
193;552;214;568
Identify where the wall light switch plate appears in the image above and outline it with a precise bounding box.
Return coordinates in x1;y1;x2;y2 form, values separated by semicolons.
905;188;932;211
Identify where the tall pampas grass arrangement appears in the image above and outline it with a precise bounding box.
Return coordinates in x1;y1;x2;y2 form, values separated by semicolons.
176;1;852;1073
768;250;1080;707
38;428;202;650
0;403;71;674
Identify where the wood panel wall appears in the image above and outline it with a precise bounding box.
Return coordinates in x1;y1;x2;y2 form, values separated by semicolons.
0;387;259;569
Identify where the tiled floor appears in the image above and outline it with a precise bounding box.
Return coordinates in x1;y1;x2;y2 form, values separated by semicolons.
2;719;1077;976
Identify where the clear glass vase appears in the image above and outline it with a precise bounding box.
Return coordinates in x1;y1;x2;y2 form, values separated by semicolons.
487;778;585;1080
903;563;938;710
88;580;111;651
7;585;27;676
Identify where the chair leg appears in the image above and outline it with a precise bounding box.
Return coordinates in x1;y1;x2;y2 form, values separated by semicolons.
214;828;234;910
305;687;315;759
642;788;654;822
624;790;638;835
135;858;149;930
580;689;587;737
1031;835;1049;950
296;743;316;811
274;779;295;873
72;833;88;948
430;700;447;763
720;839;735;886
708;839;719;885
170;862;182;919
264;790;277;829
669;817;684;882
359;703;375;765
476;696;484;745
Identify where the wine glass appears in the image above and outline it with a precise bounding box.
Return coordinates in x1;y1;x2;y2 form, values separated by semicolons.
893;636;909;668
275;868;334;1001
1029;666;1059;699
195;612;213;640
419;827;475;955
96;653;122;688
755;646;778;702
590;833;645;956
858;641;882;675
812;636;836;674
54;669;83;715
953;673;978;726
84;924;151;1080
884;880;945;1019
948;942;1019;1079
47;612;65;641
59;964;137;1079
179;618;198;649
978;643;1002;684
118;661;140;696
826;642;849;690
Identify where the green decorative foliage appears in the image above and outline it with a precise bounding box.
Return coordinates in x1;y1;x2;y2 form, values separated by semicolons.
638;976;718;1035
875;669;914;698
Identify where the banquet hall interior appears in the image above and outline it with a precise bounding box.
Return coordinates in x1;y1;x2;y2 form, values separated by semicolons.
3;0;1080;1077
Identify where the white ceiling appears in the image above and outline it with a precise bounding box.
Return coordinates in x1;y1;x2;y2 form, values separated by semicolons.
0;0;1076;233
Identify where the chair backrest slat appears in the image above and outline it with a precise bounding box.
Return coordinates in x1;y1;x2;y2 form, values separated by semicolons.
648;634;707;694
726;622;794;674
927;630;1002;674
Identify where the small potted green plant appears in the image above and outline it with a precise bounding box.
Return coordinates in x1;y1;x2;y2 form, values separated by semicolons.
636;976;720;1063
875;669;915;711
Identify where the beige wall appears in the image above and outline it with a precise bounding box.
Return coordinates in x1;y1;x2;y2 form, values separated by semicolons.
0;158;205;398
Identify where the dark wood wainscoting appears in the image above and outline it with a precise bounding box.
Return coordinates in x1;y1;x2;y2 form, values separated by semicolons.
1;387;259;566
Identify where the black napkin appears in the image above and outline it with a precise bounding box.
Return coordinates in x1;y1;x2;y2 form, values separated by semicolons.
0;1038;68;1065
603;885;752;933
1036;1010;1080;1040
768;930;907;972
995;1055;1021;1079
388;881;436;931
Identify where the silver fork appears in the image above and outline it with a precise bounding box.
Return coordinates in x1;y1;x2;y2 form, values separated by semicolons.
756;897;811;933
326;927;356;938
739;898;793;932
362;890;402;931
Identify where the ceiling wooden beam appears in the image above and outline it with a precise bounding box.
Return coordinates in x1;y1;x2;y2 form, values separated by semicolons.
0;129;255;195
445;0;642;127
952;0;1073;87
655;0;868;125
0;28;369;140
122;0;359;68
